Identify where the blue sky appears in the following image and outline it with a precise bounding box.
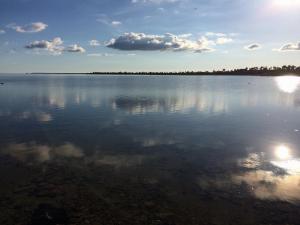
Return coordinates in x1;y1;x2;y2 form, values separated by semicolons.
0;0;299;72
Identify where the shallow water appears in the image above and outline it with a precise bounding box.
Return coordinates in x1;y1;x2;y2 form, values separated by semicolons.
0;74;300;225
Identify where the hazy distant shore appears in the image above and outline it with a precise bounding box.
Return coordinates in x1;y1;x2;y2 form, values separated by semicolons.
29;66;300;76
30;72;300;76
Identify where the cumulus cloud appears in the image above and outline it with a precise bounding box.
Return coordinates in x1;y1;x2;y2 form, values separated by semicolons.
25;37;64;55
276;42;300;52
65;44;86;53
89;40;101;46
25;37;85;55
204;32;234;45
8;22;47;33
106;32;214;52
244;43;261;51
0;29;5;34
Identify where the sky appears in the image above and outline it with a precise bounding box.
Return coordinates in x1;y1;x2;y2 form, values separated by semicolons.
0;0;299;73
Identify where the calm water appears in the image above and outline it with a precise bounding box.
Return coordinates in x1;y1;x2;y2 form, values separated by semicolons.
1;74;300;225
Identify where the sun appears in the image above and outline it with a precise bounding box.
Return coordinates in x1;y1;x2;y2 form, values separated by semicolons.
273;0;300;7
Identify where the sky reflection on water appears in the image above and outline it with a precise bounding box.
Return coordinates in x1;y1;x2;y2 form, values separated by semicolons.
1;75;300;224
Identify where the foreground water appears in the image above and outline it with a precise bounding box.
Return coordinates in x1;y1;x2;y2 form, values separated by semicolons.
0;74;300;225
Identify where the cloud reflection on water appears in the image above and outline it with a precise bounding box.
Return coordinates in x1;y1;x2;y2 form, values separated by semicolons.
6;76;300;118
233;170;300;203
18;111;52;122
2;143;84;163
233;144;300;203
94;154;145;169
112;94;229;115
2;75;300;206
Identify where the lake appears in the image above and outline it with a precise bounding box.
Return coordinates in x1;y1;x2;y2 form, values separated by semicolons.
0;74;300;225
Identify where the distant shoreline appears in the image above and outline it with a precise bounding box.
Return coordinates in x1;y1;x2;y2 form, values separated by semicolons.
29;66;300;76
29;72;300;76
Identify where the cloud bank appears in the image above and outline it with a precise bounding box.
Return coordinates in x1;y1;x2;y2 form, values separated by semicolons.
25;37;64;54
8;22;48;33
25;37;85;55
106;32;214;52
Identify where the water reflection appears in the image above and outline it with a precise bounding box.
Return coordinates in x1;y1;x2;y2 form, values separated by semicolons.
18;111;52;122
233;170;300;202
272;159;300;174
271;144;300;175
2;143;83;163
94;154;145;169
1;75;300;224
112;97;167;114
274;145;292;160
235;143;300;202
275;76;300;93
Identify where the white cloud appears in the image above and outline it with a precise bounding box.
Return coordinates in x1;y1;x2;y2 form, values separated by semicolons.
8;22;48;33
106;32;214;53
25;37;85;55
0;29;5;34
111;21;122;26
244;43;261;51
25;37;64;55
216;37;233;44
205;32;226;37
97;14;122;27
276;42;300;52
178;33;193;38
89;40;101;46
204;32;234;45
65;44;86;53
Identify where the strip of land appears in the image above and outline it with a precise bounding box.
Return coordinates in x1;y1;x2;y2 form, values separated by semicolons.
31;65;300;76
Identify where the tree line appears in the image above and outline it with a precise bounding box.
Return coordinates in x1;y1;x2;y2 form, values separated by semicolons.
90;65;300;76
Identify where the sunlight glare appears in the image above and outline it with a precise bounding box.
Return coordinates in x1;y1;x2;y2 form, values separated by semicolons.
275;76;300;93
272;159;300;174
273;0;300;7
275;145;291;160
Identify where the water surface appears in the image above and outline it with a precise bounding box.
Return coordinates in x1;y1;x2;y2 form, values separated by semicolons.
1;74;300;225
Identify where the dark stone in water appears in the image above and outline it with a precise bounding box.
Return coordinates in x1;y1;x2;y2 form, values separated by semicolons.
28;204;68;225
